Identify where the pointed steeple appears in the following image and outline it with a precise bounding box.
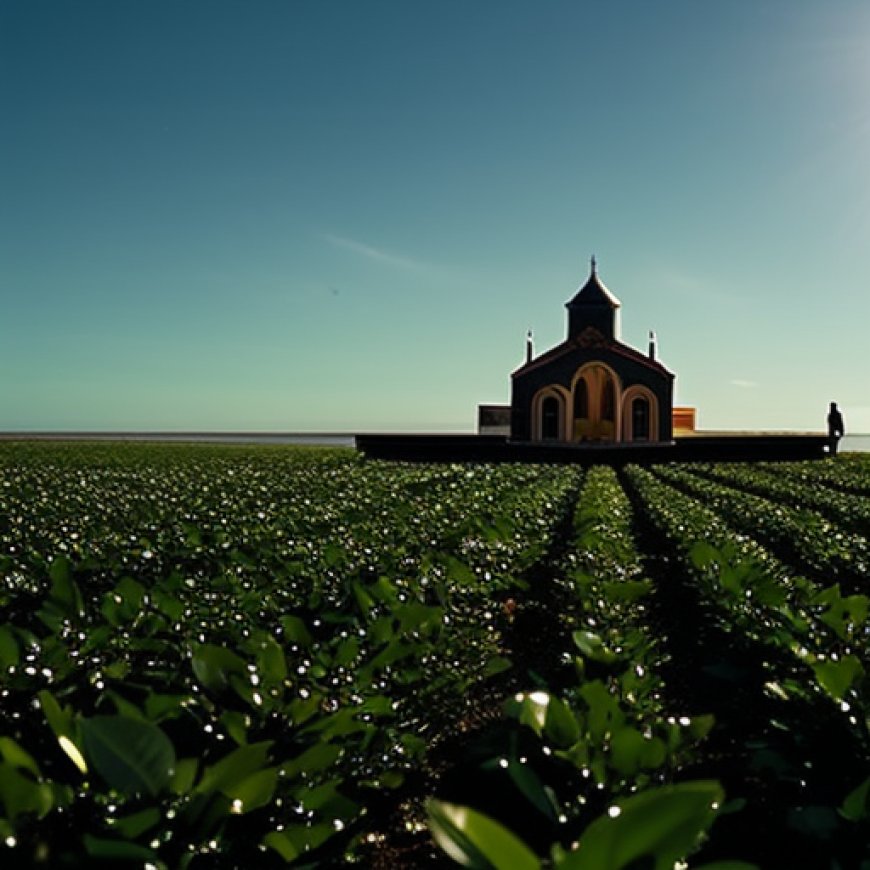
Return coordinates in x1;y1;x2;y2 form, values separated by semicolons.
565;257;621;340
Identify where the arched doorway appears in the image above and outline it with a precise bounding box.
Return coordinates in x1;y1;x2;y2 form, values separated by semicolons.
573;378;590;440
541;396;560;440
531;387;569;441
620;386;659;442
631;396;650;441
571;363;621;442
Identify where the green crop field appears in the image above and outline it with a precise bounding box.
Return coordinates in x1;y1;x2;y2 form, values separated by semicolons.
1;442;869;868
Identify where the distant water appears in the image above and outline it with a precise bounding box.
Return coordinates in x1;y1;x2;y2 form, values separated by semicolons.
136;433;357;447
842;434;870;453
0;432;356;447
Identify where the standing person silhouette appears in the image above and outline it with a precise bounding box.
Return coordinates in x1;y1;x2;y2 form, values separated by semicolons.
827;402;845;455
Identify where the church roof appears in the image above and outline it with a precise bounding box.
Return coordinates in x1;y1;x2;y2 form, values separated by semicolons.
511;333;673;380
566;258;621;310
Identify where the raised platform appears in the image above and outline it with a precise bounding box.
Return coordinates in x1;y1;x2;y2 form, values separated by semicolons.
355;432;832;464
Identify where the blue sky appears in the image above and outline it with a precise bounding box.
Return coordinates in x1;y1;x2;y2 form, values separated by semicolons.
2;1;869;432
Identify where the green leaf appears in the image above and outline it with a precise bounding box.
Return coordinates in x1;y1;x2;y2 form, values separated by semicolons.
0;625;20;670
351;581;376;614
812;655;863;700
83;834;158;861
365;638;414;673
102;576;147;625
689;541;719;571
427;799;540;870
280;615;313;647
256;635;288;684
322;543;346;567
112;807;161;838
0;762;54;820
196;741;272;795
600;580;651;602
371;576;399;605
444;556;478;586
687;714;716;741
264;830;300;861
191;643;248;694
840;776;870;822
506;761;558;822
483;655;513;678
610;727;646;777
295;778;357;820
544;696;580;748
265;823;334;858
512;691;550;736
170;757;199;794
572;630;616;664
80;715;175;797
224;766;278;813
378;769;405;789
281;743;343;780
560;780;724;870
48;555;84;618
220;710;249;745
106;690;147;721
579;681;624;741
395;602;442;634
151;587;185;622
639;736;667;770
144;692;191;722
38;690;87;773
333;636;360;668
0;737;41;778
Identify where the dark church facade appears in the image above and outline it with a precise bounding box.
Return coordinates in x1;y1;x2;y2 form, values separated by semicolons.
510;260;674;444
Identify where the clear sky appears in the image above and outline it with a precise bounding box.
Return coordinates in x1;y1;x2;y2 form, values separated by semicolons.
3;1;869;433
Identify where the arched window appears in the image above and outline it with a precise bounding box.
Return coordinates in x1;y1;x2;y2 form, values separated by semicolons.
601;378;616;422
632;397;650;441
541;396;560;440
573;378;588;420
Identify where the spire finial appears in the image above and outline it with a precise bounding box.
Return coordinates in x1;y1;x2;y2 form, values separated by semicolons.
590;254;597;274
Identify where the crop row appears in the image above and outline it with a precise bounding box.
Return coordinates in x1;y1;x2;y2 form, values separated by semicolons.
428;466;725;869
650;464;870;596
761;455;870;498
683;461;870;542
620;466;870;866
624;466;868;708
428;458;870;869
3;444;870;868
0;443;579;866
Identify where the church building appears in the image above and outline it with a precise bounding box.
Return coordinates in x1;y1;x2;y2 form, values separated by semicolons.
510;259;674;444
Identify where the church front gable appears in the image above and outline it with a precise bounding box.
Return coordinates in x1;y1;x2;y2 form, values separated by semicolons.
575;326;609;349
